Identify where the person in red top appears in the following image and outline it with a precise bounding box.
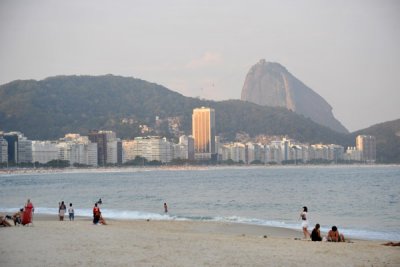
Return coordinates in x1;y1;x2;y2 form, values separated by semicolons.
93;203;100;224
22;199;34;225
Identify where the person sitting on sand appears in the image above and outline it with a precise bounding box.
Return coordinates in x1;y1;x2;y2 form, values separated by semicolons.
12;209;23;226
0;215;12;227
311;223;322;241
99;214;107;225
327;226;345;242
383;242;400;246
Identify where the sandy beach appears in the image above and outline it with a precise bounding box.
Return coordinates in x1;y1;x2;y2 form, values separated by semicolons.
0;215;399;267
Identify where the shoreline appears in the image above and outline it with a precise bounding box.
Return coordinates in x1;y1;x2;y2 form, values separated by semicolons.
1;215;399;266
1;163;398;176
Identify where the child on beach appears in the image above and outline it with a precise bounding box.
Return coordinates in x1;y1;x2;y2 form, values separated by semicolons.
68;203;74;221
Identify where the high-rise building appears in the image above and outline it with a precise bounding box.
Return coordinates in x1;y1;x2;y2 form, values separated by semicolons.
88;130;118;165
356;135;376;163
192;107;216;160
3;132;32;163
0;136;8;163
3;133;18;163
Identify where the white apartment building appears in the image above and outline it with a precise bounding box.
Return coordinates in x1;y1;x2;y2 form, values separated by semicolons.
0;137;8;163
58;134;98;166
245;143;264;164
265;145;282;163
220;143;246;163
344;147;362;161
32;141;59;164
174;135;194;160
123;136;173;163
122;140;137;163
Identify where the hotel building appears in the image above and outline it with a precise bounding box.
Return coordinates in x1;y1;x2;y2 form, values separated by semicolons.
356;135;376;163
192;107;216;160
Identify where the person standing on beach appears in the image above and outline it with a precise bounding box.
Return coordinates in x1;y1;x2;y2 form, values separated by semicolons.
300;206;310;239
59;201;66;221
22;199;34;225
93;203;100;224
164;203;168;213
68;203;74;221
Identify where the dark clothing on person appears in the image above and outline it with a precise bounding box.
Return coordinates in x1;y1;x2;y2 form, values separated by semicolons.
311;228;322;241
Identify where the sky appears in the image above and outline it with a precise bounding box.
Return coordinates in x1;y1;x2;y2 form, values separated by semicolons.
0;0;399;132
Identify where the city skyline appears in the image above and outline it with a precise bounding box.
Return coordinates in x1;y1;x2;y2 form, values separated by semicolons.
0;1;399;132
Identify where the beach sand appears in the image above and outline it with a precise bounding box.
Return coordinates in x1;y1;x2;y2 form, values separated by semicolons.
0;215;399;267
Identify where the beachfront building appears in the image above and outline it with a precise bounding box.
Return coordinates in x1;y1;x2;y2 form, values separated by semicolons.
192;107;216;160
0;136;8;163
58;134;98;166
31;141;59;164
344;147;362;161
172;135;195;161
3;132;32;163
356;135;376;163
122;136;173;163
219;142;246;163
122;140;136;163
88;130;118;165
245;142;264;164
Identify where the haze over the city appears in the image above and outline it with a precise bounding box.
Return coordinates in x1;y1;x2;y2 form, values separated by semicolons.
0;0;399;132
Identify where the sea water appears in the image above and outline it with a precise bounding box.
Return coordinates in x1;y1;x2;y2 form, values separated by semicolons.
0;165;399;241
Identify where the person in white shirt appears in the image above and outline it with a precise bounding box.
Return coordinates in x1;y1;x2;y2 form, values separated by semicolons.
68;203;74;221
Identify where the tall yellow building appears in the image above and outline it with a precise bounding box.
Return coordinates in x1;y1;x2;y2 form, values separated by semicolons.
192;107;216;160
356;135;376;163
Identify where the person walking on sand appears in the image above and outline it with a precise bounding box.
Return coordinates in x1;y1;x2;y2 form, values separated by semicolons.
59;201;67;221
300;206;310;239
164;203;168;213
68;203;74;221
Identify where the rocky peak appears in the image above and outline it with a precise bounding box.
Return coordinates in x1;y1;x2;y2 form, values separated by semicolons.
241;60;348;133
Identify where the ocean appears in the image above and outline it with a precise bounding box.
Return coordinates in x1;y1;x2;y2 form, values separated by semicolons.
0;165;399;241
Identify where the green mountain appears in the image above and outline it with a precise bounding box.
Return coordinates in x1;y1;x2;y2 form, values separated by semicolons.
0;75;349;146
1;75;397;162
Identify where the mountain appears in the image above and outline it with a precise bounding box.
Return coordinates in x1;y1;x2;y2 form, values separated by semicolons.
350;119;400;163
0;75;348;145
241;59;348;134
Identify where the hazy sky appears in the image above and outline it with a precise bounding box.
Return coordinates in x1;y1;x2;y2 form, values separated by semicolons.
1;0;399;132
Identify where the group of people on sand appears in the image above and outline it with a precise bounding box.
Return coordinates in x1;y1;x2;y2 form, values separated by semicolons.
58;201;74;221
300;206;346;242
57;198;106;224
0;199;34;227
